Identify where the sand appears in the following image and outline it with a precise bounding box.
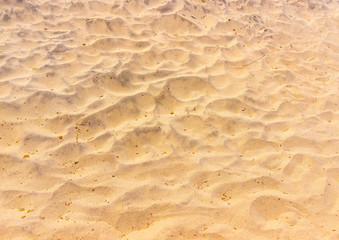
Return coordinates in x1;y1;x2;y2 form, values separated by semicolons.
0;0;339;239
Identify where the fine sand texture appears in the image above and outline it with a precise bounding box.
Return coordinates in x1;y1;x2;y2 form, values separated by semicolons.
1;0;339;239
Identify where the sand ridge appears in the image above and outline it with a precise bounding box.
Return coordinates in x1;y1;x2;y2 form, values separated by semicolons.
0;0;339;239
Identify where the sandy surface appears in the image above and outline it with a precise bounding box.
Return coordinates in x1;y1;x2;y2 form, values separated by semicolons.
0;0;339;239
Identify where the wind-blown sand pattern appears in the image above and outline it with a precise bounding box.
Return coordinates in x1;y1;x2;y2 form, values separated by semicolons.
1;0;339;239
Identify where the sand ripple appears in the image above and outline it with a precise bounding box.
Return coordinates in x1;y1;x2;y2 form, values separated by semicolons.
0;0;338;239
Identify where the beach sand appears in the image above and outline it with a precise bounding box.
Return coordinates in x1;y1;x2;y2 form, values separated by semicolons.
0;0;339;239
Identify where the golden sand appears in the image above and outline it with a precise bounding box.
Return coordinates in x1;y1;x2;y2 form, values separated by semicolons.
0;0;339;239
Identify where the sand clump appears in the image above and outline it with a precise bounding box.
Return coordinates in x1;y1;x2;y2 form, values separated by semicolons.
0;0;338;239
